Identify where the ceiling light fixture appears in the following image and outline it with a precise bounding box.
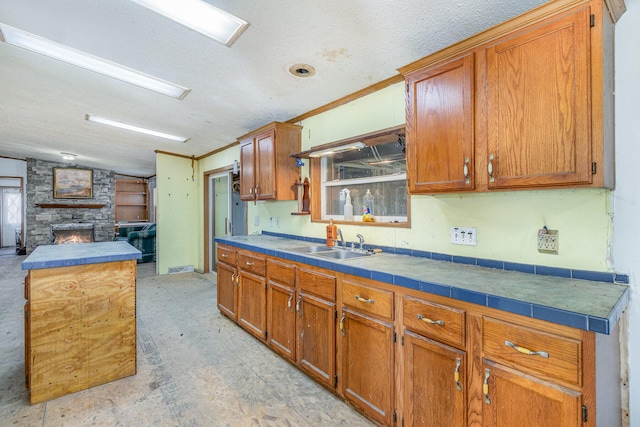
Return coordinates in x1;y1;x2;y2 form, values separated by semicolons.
0;23;190;99
131;0;249;47
85;114;188;143
308;142;366;158
61;152;77;161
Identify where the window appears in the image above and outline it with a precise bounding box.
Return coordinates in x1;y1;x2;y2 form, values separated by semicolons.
314;130;408;224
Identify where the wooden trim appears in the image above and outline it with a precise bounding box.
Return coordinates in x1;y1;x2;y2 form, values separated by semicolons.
291;125;405;158
286;75;404;124
604;0;626;22
196;141;240;161
398;0;599;76
154;150;194;160
0;155;26;162
115;173;149;180
236;122;301;142
36;203;105;209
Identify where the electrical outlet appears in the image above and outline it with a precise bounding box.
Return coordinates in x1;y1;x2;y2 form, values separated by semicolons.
451;227;477;246
269;217;273;227
538;229;558;254
254;216;260;226
276;217;280;228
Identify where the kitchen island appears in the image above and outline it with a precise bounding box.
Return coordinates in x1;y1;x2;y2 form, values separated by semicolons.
22;241;141;404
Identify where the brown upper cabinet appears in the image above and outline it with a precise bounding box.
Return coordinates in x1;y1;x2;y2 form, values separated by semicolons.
400;0;619;193
238;122;302;201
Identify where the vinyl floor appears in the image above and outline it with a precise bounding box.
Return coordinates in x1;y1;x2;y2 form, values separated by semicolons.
0;254;373;426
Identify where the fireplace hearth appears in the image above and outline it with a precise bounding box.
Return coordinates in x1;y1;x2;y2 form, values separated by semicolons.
51;223;95;245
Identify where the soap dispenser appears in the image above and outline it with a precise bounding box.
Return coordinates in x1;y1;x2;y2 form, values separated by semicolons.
343;189;353;221
326;219;337;246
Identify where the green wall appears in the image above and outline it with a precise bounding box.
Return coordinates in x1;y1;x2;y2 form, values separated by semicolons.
248;82;613;272
161;81;612;274
156;153;200;274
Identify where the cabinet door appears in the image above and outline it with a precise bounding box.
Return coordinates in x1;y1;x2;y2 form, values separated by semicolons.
239;140;255;201
340;309;394;426
24;302;30;390
267;281;296;362
296;292;336;389
482;360;582;427
403;331;466;427
486;7;591;189
255;129;276;200
237;270;267;340
406;54;475;193
217;262;237;321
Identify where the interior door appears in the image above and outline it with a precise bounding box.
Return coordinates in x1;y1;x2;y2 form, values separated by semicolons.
1;187;22;248
209;173;232;272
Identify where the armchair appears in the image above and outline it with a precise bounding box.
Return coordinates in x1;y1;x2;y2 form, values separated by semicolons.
124;223;156;263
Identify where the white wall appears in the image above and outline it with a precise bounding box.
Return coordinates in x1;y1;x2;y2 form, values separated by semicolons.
613;0;640;424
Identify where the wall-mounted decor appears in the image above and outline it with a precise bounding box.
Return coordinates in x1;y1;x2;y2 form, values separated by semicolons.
53;168;93;199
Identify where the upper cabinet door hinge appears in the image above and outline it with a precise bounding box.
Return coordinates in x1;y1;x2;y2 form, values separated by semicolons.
592;162;597;175
590;14;595;27
393;411;397;424
393;331;397;343
334;374;338;388
582;405;588;422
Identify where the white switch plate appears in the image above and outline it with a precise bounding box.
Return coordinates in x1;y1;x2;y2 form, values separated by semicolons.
254;216;260;226
451;227;477;246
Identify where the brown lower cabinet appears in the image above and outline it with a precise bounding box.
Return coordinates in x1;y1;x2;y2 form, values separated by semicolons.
216;244;619;427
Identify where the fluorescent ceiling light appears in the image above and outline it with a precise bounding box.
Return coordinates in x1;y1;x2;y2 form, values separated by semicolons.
0;23;190;99
86;114;188;143
132;0;249;47
61;152;77;161
308;142;366;158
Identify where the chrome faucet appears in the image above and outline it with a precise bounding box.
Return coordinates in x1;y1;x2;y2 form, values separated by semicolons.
356;233;365;251
336;228;344;248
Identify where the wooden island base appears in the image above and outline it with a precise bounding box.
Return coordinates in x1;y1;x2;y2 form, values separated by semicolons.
23;249;138;405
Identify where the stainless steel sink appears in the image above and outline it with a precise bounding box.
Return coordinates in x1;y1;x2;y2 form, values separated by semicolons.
313;249;373;260
286;245;335;254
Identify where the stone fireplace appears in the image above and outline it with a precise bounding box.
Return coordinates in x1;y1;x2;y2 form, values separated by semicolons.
26;158;115;254
51;223;95;245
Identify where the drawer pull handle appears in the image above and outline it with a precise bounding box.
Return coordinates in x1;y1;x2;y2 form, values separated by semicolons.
340;313;346;336
296;296;302;317
221;253;229;258
483;369;491;404
245;261;254;266
463;157;470;184
287;294;294;312
488;154;495;183
504;340;549;359
454;358;462;391
231;272;236;284
417;314;445;326
355;295;374;304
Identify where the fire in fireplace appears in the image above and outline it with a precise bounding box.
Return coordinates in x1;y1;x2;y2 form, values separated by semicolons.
51;223;95;245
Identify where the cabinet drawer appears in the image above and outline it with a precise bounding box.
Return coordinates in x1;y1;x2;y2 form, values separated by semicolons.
483;317;582;386
402;296;465;348
218;246;236;264
268;259;295;286
238;252;266;277
342;280;393;320
297;268;335;301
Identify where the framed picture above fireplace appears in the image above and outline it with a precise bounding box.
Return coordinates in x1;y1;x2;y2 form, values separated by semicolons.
53;168;93;199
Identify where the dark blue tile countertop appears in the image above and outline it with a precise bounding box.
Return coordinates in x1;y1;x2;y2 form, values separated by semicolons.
22;241;142;270
216;234;630;335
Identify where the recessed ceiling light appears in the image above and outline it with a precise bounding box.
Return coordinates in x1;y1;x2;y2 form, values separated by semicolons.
288;63;316;78
85;114;188;143
132;0;249;47
61;152;77;161
0;23;190;99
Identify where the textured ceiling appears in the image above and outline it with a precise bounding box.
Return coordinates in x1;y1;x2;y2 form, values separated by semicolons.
0;0;546;177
